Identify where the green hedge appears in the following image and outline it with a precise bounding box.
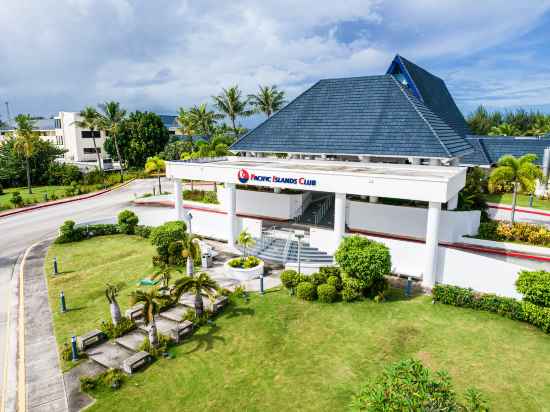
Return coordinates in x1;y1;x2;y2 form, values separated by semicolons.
432;284;550;333
149;221;187;257
317;284;338;303
296;282;317;301
516;270;550;308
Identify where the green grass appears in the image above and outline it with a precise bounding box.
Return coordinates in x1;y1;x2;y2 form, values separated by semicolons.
485;192;550;211
46;236;550;411
0;185;70;210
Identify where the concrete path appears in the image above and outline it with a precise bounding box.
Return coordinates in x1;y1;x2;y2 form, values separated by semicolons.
22;240;68;412
488;202;550;226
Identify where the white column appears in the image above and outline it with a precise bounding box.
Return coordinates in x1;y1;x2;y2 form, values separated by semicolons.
423;201;441;288
429;158;441;166
226;182;237;247
447;194;458;210
173;179;183;221
360;155;371;162
411;157;421;165
369;196;379;203
334;193;346;248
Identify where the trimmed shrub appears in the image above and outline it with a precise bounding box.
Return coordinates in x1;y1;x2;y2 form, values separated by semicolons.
138;334;174;358
280;270;299;291
55;220;85;243
516;270;550;308
117;210;139;234
10;191;23;207
327;275;342;291
149;221;187;257
432;284;550;333
309;271;328;286
85;224;120;236
80;368;125;393
317;284;338;303
477;220;550;247
135;225;153;238
227;256;261;269
100;317;136;339
319;266;341;277
296;281;317;301
350;358;489;411
334;235;391;294
342;286;361;302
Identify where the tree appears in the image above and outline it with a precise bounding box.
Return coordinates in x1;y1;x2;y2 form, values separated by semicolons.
74;106;103;170
171;272;218;317
248;85;286;117
527;117;550;137
105;284;122;326
159;139;193;161
186;104;223;137
212;86;253;137
180;233;201;276
129;288;165;347
104;111;170;168
151;264;180;290
488;154;542;223
466;105;493;135
489;122;521;136
237;229;255;257
98;101;127;181
176;108;196;140
11;114;40;194
145;156;165;194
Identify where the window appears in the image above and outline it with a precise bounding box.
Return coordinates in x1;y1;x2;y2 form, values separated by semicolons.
56;136;64;145
54;119;61;128
83;147;101;154
81;130;101;138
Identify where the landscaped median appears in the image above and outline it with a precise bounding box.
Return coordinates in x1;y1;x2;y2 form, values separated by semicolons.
42;225;550;410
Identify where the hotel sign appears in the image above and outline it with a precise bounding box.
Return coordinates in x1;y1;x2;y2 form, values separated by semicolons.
237;168;317;186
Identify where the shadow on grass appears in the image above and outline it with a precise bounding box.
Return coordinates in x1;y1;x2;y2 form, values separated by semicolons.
223;306;255;319
183;324;226;354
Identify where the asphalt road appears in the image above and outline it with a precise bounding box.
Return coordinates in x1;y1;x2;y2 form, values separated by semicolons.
0;178;167;410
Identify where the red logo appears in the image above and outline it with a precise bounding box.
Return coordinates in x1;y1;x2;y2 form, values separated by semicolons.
238;169;250;183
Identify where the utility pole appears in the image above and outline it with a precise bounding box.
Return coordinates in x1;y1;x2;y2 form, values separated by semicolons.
5;101;11;125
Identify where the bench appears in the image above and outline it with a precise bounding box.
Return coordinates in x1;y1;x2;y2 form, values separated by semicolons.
171;320;194;343
125;303;144;321
77;329;106;351
205;296;228;313
121;351;151;374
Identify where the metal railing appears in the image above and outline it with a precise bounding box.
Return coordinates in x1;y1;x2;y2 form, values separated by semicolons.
313;196;333;226
281;230;295;263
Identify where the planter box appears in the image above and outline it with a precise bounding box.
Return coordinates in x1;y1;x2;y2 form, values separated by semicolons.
460;236;550;258
224;259;264;281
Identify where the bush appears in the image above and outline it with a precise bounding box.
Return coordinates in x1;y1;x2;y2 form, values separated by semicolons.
516;270;550;308
227;256;261;269
319;266;341;277
350;358;489;411
280;270;299;291
149;221;187;257
10;191;23;207
432;284;550;333
317;284;338;303
55;220;85;243
342;286;361;302
477;220;550;247
85;224;120;236
139;334;174;358
327;275;342;291
0;183;3;195
296;281;317;301
183;190;219;204
135;225;153;238
117;210;139;234
309;272;328;286
80;368;125;393
100;317;136;339
334;236;391;294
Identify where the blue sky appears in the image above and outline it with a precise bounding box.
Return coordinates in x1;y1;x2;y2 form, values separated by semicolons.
1;0;550;128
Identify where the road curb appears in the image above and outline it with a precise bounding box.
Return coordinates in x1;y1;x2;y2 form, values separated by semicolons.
0;178;136;219
488;203;550;218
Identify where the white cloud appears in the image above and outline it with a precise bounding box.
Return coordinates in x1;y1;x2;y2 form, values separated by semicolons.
0;0;549;120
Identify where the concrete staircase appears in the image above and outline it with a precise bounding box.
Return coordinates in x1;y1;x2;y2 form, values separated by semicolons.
249;236;333;265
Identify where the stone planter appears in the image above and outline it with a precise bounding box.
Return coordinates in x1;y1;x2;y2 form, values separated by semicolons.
224;258;264;281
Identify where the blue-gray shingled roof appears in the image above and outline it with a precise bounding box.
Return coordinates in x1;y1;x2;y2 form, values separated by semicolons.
392;56;471;137
462;135;550;166
231;74;473;158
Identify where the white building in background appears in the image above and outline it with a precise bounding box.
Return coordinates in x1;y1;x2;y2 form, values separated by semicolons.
0;112;180;169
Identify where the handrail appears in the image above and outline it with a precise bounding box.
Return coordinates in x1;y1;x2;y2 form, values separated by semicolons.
282;231;294;263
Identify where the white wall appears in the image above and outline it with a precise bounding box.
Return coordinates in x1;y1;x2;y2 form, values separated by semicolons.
347;201;480;243
309;227;525;298
219;188;311;220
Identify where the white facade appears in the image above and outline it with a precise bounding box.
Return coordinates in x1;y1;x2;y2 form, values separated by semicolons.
55;112;109;163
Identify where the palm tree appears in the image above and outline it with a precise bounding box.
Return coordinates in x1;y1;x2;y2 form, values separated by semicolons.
237;229;255;257
212;86;253;137
488;123;521;137
105;284;122;326
129;288;164;347
171;272;218;317
11;114;39;194
98;101;127;181
187;104;223;137
489;154;542;223
74;106;103;170
180;233;201;276
151;264;180;291
527;118;550;137
248;85;286;118
176;108;196;142
145;156;166;194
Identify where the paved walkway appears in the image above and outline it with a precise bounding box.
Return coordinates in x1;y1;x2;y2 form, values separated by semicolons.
23;240;68;412
488;202;550;226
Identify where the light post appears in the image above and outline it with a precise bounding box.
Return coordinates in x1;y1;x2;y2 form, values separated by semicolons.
71;336;78;361
60;291;67;313
53;257;59;275
186;211;193;235
294;230;305;275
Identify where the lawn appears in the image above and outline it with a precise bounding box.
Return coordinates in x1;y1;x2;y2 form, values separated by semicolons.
485;192;550;211
46;236;550;411
0;185;70;210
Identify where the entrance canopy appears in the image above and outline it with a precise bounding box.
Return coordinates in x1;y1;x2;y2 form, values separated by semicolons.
166;157;466;203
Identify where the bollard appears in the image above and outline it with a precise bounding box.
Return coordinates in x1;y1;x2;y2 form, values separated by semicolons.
529;193;534;208
153;186;156;196
60;291;67;313
71;336;78;361
260;274;264;295
53;257;58;275
405;277;412;298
